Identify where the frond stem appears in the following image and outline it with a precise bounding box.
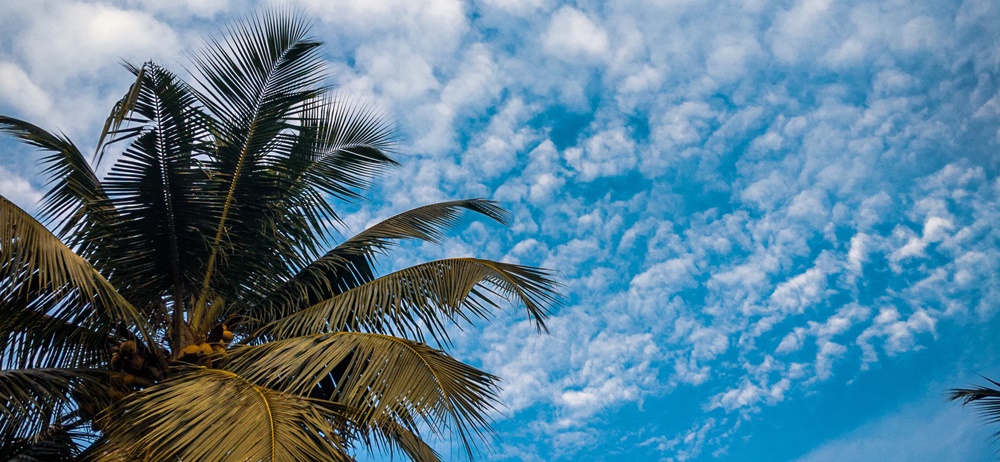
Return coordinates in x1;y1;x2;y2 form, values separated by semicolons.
214;368;276;459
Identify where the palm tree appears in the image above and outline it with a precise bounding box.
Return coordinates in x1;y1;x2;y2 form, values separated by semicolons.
0;11;558;461
951;376;1000;453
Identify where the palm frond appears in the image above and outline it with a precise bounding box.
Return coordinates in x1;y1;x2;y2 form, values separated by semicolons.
97;62;216;311
93;62;148;166
304;96;398;203
191;9;328;307
0;10;559;461
253;200;513;325
96;367;352;462
0;196;152;349
951;376;1000;435
0;297;115;370
346;412;441;462
0;368;116;442
257;258;557;344
376;419;442;462
0;116;117;249
1;423;83;462
226;96;398;279
225;332;503;460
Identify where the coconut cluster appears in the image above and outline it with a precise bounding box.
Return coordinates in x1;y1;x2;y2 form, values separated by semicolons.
73;326;237;432
75;339;163;432
110;339;161;387
177;325;235;367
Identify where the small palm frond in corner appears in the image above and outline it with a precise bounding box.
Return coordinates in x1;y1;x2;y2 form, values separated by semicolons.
950;375;1000;451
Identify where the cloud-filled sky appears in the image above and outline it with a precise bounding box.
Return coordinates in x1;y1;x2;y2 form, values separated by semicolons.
1;0;999;460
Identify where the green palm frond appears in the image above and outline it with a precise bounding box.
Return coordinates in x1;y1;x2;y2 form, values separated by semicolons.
1;423;83;462
307;96;398;202
391;425;442;462
96;367;352;462
0;196;151;347
0;116;116;248
0;300;114;370
189;10;325;130
254;199;513;325
345;413;441;462
192;10;328;307
249;96;398;262
97;62;216;311
368;419;442;462
195;97;400;315
258;257;557;343
0;368;118;442
226;332;503;460
951;376;1000;447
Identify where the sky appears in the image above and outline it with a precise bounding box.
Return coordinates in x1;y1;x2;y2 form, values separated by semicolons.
1;0;999;460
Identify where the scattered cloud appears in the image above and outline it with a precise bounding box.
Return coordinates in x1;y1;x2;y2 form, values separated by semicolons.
1;0;998;460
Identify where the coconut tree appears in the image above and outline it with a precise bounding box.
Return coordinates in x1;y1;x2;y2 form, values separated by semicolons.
0;11;558;461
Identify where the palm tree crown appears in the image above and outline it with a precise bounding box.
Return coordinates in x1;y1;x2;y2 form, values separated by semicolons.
0;11;559;461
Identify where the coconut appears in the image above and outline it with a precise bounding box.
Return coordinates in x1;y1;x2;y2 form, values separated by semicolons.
119;340;137;355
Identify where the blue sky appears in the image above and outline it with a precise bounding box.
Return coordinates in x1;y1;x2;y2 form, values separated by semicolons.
1;0;999;460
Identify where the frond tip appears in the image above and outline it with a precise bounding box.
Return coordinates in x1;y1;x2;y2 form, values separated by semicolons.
951;376;1000;426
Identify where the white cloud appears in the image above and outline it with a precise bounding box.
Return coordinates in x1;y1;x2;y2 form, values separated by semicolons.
355;42;440;103
564;125;637;181
846;232;869;276
132;0;238;18
769;0;837;63
0;166;43;211
477;0;550;14
462;98;539;179
769;267;829;315
654;101;716;146
15;2;181;86
1;2;182;136
706;35;764;82
741;171;795;210
896;16;942;52
857;307;938;365
528;172;565;204
629;258;697;317
557;331;660;417
0;62;52;120
709;379;766;412
542;6;610;61
293;0;468;55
